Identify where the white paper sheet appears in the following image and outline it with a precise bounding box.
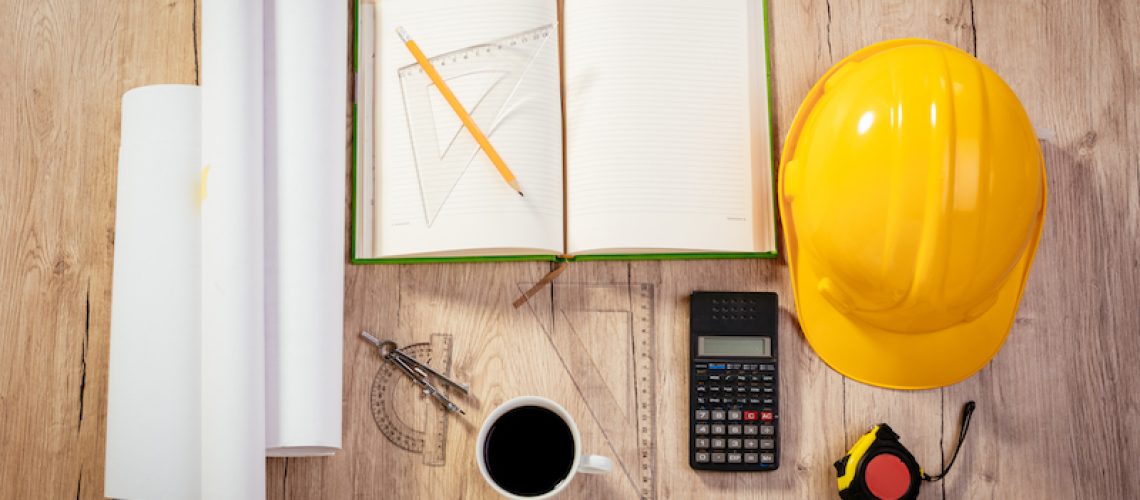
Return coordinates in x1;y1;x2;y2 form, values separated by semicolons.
264;0;346;456
105;85;203;500
200;0;267;496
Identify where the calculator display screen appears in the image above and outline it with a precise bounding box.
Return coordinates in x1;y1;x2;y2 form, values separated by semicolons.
698;336;771;357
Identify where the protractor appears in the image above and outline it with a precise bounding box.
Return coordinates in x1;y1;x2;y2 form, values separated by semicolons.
369;334;453;465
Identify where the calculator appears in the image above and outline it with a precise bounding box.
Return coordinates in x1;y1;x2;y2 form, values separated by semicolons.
689;292;779;471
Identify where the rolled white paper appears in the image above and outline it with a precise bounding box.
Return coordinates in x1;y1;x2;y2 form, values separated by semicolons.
200;0;267;497
264;0;346;457
106;1;347;495
105;84;203;500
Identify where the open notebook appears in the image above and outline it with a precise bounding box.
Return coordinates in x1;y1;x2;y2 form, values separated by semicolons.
353;0;775;262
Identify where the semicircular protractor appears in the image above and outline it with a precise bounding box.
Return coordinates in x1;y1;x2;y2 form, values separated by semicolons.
369;334;454;465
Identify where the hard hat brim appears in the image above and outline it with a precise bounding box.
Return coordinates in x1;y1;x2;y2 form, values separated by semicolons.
789;237;1039;389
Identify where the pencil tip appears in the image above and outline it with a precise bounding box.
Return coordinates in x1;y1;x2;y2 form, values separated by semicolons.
518;191;525;197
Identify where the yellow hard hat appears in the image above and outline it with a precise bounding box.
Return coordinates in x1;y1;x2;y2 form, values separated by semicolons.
778;39;1047;390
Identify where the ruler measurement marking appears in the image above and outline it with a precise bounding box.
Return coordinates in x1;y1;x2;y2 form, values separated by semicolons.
397;25;554;78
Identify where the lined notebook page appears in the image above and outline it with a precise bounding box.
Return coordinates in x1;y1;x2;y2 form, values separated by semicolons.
373;0;562;257
563;0;773;255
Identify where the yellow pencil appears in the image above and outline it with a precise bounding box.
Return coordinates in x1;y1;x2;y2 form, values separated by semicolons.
397;26;524;197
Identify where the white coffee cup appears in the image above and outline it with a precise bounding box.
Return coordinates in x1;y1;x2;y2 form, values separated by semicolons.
476;396;612;499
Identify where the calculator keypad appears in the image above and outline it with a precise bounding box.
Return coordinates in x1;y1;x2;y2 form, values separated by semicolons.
691;361;777;470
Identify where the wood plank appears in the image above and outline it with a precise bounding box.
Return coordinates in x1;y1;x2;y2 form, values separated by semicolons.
944;1;1140;498
0;0;197;498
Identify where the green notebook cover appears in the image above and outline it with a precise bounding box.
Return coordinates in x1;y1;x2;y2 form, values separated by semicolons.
349;0;778;264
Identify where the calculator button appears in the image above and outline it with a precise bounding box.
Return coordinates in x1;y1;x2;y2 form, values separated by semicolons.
708;374;721;381
760;411;774;422
727;438;742;449
695;438;709;448
696;386;706;393
749;398;761;405
728;363;742;369
711;424;726;434
695;363;708;369
711;453;726;463
743;410;758;421
695;410;709;420
760;453;775;464
695;424;709;435
727;425;742;435
749;387;761;393
727;453;743;464
736;387;746;393
760;439;775;450
709;397;722;404
711;410;726;421
711;438;726;449
744;439;758;449
708;363;726;370
762;398;775;406
697;397;706;404
744;364;757;370
763;387;774;394
759;425;774;435
727;410;742;420
745;453;759;463
736;397;749;404
762;375;774;382
695;452;710;463
743;425;758;435
749;375;761;382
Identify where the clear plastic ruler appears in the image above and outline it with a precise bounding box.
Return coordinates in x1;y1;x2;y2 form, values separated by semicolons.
398;24;556;226
520;283;658;499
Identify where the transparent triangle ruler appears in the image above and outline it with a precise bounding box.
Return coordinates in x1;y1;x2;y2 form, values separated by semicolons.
519;283;658;499
398;24;556;227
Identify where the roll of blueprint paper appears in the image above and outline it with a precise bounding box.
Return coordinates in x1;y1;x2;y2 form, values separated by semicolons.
264;0;347;457
105;84;203;500
200;0;267;496
106;1;347;496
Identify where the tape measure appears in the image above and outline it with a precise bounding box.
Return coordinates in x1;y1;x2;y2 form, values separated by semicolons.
834;402;976;500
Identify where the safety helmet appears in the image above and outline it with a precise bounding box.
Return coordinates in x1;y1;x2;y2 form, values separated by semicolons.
779;39;1047;389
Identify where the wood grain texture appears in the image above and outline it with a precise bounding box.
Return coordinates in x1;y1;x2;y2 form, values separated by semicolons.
0;0;1137;499
0;1;197;499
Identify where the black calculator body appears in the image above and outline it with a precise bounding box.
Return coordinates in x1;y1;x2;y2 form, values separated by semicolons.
689;292;779;471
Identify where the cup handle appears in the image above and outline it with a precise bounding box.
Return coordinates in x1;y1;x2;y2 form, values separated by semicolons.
577;454;613;474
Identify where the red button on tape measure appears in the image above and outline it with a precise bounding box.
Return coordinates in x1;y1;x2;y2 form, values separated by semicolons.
864;453;911;500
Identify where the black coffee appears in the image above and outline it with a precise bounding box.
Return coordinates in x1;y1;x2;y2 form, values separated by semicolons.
483;405;575;497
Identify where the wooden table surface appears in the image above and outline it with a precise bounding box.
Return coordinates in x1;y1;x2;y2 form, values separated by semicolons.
2;1;1138;498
